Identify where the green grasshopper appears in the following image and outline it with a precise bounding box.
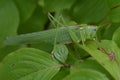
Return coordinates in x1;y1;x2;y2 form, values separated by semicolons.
48;13;97;45
4;15;97;46
48;13;97;64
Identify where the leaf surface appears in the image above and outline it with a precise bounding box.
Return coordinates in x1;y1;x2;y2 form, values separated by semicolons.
0;48;60;80
0;0;19;46
63;69;109;80
71;0;109;23
14;0;37;22
81;40;120;80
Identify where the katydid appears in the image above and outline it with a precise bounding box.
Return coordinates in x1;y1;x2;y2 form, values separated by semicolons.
4;15;97;46
48;14;97;64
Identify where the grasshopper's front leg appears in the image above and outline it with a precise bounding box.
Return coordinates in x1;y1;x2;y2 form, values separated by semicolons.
68;24;97;46
68;25;86;46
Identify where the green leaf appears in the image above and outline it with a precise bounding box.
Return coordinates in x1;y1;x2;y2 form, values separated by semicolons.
14;0;37;22
97;23;120;40
52;44;68;63
63;69;109;80
38;0;44;7
52;67;70;80
31;42;54;53
107;0;120;8
0;46;20;62
81;40;120;80
0;0;19;46
0;48;60;80
96;26;106;40
44;0;76;12
102;24;120;39
109;7;120;23
113;27;120;48
71;59;113;80
18;6;48;34
70;0;110;23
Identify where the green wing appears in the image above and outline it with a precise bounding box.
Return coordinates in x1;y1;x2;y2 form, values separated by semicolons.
4;26;97;45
